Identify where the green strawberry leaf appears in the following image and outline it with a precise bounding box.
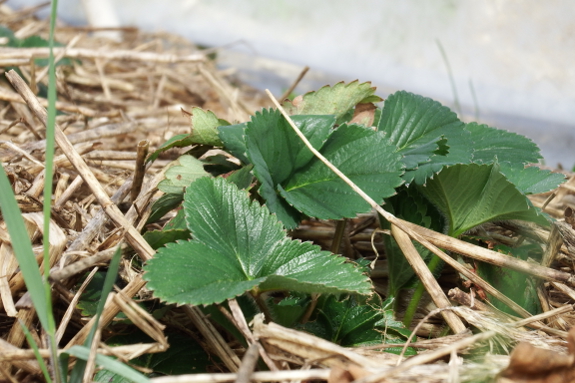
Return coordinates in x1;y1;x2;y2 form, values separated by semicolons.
466;122;541;165
163;208;187;231
218;123;250;164
157;155;209;194
266;294;309;327
147;109;229;163
189;107;229;146
301;295;415;352
377;91;471;184
475;243;542;315
146;134;195;163
245;110;335;228
282;81;382;123
143;229;190;250
498;164;565;195
279;123;404;220
143;177;371;306
147;193;183;224
225;164;254;190
418;163;548;237
464;123;565;194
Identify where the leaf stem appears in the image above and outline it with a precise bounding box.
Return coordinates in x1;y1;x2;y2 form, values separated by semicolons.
402;255;443;328
250;290;274;323
331;219;347;254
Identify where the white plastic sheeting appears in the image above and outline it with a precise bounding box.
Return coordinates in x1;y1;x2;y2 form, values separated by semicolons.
6;0;575;166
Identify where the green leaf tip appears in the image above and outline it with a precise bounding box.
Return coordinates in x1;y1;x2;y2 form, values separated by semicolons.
281;80;382;123
143;177;372;306
189;107;229;146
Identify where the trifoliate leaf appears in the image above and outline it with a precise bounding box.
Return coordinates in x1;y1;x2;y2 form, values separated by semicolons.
418;163;548;237
282;81;382;123
245;110;335;228
279;124;404;220
189;107;229;146
301;295;414;352
377;91;471;184
143;177;371;306
157;155;209;194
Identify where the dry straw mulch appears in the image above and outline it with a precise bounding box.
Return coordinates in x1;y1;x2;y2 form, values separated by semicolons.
1;3;575;382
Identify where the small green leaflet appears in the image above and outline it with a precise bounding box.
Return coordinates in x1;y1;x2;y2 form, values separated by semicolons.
498;164;565;195
377;91;472;184
143;177;371;306
157;155;209;194
465;122;565;194
300;295;415;353
146;108;230;163
466;122;541;165
418;162;548;237
281;81;382;123
189;107;230;146
218;123;250;164
146;134;194;163
147;193;184;224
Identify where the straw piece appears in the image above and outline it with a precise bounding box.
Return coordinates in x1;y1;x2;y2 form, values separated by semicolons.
391;224;466;334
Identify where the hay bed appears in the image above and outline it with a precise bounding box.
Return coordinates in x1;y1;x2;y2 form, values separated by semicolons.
0;3;575;382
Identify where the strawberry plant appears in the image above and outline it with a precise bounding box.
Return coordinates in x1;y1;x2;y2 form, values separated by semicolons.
144;81;565;344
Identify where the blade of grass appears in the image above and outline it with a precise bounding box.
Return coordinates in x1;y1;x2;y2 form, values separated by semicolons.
0;165;50;329
66;346;150;383
69;246;122;383
43;1;62;381
436;39;461;116
19;319;52;383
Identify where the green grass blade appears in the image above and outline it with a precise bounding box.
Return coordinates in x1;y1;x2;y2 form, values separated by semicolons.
436;39;461;116
0;164;50;329
45;1;63;382
69;246;122;382
19;319;52;383
66;346;150;383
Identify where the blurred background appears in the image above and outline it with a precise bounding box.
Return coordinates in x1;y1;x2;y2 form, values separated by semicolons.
6;0;575;167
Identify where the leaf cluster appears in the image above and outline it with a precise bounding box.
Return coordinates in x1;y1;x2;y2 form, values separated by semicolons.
141;81;566;365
